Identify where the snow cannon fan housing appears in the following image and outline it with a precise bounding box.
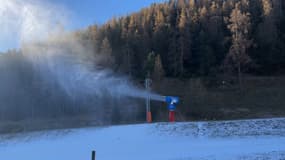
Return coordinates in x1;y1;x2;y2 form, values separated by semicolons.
165;96;179;111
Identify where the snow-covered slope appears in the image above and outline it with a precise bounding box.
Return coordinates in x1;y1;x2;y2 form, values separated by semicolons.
1;118;285;160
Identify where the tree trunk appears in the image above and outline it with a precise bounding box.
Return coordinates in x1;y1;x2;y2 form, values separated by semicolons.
127;47;131;77
238;61;242;89
180;42;184;76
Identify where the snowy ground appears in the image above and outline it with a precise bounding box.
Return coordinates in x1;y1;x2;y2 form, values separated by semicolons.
1;118;285;160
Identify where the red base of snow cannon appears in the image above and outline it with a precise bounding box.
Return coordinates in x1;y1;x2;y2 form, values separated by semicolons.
169;111;175;122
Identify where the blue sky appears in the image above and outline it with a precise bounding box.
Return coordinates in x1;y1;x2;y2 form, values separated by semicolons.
52;0;167;29
0;0;166;52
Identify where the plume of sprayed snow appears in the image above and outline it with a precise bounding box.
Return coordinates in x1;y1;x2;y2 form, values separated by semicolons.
0;0;69;50
22;35;164;102
1;0;163;102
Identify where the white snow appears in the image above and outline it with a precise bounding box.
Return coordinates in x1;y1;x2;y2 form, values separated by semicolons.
1;118;285;160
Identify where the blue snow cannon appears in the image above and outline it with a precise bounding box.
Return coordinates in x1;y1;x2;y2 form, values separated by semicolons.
165;96;179;122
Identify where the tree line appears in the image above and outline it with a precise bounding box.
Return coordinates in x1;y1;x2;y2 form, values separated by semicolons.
78;0;285;80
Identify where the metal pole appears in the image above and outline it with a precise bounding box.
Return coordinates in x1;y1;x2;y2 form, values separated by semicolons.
145;77;152;123
91;150;96;160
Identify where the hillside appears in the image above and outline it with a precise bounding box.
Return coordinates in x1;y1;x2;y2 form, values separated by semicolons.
76;0;285;121
0;0;285;130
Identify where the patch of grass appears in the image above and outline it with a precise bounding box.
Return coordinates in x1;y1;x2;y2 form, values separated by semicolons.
152;76;285;121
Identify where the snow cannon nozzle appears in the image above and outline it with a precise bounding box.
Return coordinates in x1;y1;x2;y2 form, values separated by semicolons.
165;96;179;105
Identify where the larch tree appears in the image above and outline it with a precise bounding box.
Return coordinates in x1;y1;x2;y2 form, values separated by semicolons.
222;1;232;16
177;0;186;8
154;9;167;52
99;37;115;68
154;9;166;32
120;17;132;75
153;54;165;81
189;0;195;10
260;0;282;72
258;0;277;45
199;6;208;27
144;51;156;76
262;0;273;16
178;6;188;76
209;1;222;37
226;2;252;88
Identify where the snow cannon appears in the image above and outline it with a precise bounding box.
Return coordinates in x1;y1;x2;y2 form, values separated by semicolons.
165;96;179;122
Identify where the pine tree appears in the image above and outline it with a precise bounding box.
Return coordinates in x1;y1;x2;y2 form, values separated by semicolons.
272;0;283;19
222;1;231;16
210;1;219;16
